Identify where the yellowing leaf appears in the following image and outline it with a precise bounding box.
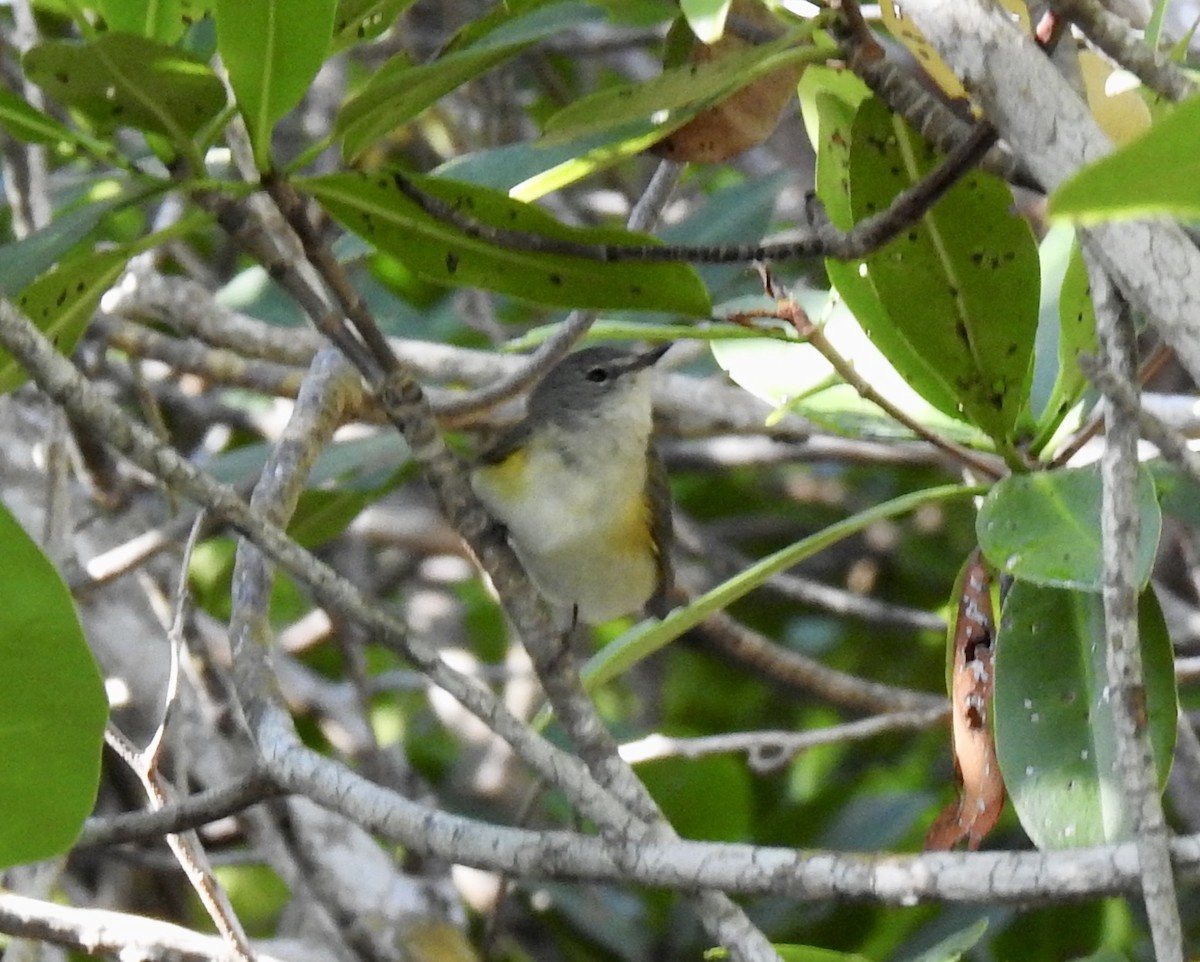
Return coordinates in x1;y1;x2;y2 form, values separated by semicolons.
1079;51;1151;146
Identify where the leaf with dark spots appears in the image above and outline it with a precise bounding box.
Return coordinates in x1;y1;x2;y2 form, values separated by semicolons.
1;249;128;395
23;34;225;143
836;95;1039;443
300;171;709;313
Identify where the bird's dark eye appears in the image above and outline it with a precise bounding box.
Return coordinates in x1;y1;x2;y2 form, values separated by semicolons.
585;367;608;383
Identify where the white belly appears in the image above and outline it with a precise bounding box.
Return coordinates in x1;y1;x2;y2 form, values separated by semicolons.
473;432;657;622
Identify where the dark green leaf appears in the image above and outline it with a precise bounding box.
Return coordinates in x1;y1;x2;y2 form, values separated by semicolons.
289;489;375;549
23;33;226;142
976;464;1160;591
299;170;711;314
637;753;751;841
1048;94;1200;223
1;249;129;395
994;583;1176;848
216;0;336;169
337;2;606;161
846;96;1040;443
0;500;107;868
1150;460;1200;528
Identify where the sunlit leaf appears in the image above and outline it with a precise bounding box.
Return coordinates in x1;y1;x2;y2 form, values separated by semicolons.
23;33;226;142
332;0;418;51
98;0;190;41
1048;94;1200;223
680;0;731;43
800;69;968;424
216;0;337;170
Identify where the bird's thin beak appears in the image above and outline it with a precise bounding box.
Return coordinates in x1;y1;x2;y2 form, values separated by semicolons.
628;343;671;372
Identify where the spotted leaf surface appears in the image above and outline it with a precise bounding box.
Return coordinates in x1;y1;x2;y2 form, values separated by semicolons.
300;171;711;314
844;96;1040;444
23;33;225;142
994;582;1176;849
1;249;129;395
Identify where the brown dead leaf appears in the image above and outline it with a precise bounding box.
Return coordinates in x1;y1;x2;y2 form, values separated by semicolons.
924;550;1005;851
652;0;803;163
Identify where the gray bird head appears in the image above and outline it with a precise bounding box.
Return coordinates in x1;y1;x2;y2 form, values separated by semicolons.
527;344;670;426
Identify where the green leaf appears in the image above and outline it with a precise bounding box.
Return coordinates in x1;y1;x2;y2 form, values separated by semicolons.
332;0;419;51
337;2;606;162
845;96;1040;444
0;500;108;868
23;33;226;143
567;482;984;705
637;754;751;841
1;249;130;395
994;583;1176;849
801;71;967;425
98;0;190;41
299;170;711;314
541;23;821;143
976;463;1160;591
216;0;337;170
773;946;872;962
1151;460;1200;528
289;489;375;549
1048;95;1200;223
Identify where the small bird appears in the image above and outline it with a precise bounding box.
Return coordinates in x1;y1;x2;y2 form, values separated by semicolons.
471;344;674;624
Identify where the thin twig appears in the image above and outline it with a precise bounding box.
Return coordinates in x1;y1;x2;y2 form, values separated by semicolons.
834;0;1035;189
78;770;283;847
729;289;1006;481
1081;356;1200;483
0;893;292;962
681;592;948;714
620;708;948;771
103;515;256;962
385;121;1000;266
1049;0;1195;101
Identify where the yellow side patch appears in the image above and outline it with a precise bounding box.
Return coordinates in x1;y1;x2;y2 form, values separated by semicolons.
610;489;655;562
474;447;530;500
